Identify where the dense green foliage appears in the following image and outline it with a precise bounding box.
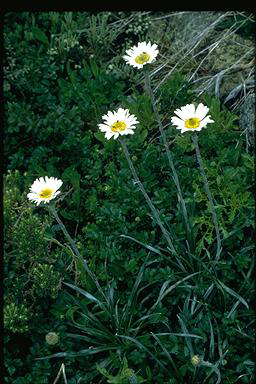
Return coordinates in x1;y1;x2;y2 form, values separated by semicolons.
4;11;255;384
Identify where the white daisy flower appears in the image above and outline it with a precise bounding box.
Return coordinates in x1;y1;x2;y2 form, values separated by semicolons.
123;41;159;69
171;103;214;134
27;176;63;206
98;107;139;140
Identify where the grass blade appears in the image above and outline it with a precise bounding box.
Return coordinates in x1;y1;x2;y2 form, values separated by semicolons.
36;345;119;360
120;260;156;330
177;315;194;356
152;272;201;309
65;332;102;345
153;332;203;339
63;282;109;313
117;334;169;374
216;280;249;309
120;234;163;255
151;332;183;380
208;315;215;359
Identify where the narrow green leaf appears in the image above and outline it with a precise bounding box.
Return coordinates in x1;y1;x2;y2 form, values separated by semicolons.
132;313;163;328
63;282;109;313
66;298;113;338
71;326;113;342
177;315;194;355
153;332;203;339
36;345;119;360
120;234;163;255
117;334;169;374
227;300;241;319
65;332;101;345
153;272;200;309
77;311;115;339
121;260;156;329
208;316;215;359
151;332;182;380
44;237;75;258
106;284;115;308
217;280;249;309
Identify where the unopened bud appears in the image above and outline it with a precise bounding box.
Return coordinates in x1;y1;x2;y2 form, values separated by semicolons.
45;332;59;345
191;355;201;366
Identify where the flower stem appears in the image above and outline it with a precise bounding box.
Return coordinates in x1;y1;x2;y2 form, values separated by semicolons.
119;138;181;261
192;133;222;260
48;204;106;297
144;70;193;251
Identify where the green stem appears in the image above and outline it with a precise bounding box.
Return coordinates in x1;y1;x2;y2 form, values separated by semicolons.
48;204;106;298
119;138;180;261
192;133;222;260
144;70;193;250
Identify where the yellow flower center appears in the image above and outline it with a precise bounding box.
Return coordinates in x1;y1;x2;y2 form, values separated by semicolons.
135;52;150;65
185;117;201;129
111;120;126;132
39;188;54;199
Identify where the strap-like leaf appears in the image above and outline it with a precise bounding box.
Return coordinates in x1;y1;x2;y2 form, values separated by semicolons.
216;280;249;309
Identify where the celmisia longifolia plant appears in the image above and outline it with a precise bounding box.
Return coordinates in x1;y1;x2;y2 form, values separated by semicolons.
171;103;222;260
98;109;179;262
27;176;106;297
122;41;221;259
124;42;194;251
23;34;238;383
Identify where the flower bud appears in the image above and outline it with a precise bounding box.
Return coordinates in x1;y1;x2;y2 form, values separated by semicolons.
191;355;201;366
45;332;59;345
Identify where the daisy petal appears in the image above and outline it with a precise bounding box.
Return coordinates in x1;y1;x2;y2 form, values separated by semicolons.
181;104;196;119
171;116;185;129
195;103;209;120
200;115;214;128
